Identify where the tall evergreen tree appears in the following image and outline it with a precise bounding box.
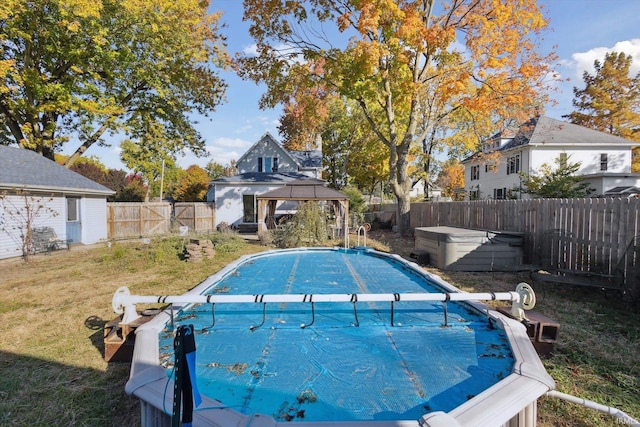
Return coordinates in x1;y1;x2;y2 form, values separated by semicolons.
564;52;640;141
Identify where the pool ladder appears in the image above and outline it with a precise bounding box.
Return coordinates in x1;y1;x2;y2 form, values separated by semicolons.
344;225;368;249
357;225;367;247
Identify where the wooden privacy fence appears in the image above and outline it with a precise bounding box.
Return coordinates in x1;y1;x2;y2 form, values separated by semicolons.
410;198;640;275
173;202;216;232
107;202;215;240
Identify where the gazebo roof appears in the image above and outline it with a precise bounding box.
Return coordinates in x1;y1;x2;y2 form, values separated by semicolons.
257;180;349;201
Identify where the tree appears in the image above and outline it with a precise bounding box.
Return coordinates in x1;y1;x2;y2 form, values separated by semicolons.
120;120;181;201
239;0;555;234
103;169;129;202
565;52;640;140
436;159;465;200
118;173;147;202
174;165;209;202
205;159;237;180
519;155;594;198
564;51;640;171
302;97;388;192
0;0;228;165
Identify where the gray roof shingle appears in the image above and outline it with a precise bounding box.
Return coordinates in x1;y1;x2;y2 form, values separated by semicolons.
463;116;639;163
0;146;114;195
213;172;321;184
499;116;636;150
288;149;322;168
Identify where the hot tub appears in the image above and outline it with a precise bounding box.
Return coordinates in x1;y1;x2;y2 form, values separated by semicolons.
414;227;524;271
117;247;553;426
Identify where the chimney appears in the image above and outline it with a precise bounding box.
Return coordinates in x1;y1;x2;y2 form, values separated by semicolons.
315;133;322;151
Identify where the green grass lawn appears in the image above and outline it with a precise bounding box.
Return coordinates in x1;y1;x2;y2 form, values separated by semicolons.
0;230;637;426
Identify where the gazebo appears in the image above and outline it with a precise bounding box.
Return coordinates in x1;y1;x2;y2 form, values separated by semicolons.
256;180;349;235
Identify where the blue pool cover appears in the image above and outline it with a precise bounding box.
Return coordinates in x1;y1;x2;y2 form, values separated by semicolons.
158;248;514;422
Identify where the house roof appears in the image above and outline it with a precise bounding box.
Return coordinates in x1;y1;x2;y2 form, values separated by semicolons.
257;180;349;200
0;146;114;195
288;149;322;169
463;116;640;163
412;177;442;191
213;172;321;184
605;186;640;194
501;116;638;150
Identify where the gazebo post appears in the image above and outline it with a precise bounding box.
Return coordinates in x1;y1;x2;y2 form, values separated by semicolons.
257;199;266;234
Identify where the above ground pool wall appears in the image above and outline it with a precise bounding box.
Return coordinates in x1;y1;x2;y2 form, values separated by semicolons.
414;226;524;271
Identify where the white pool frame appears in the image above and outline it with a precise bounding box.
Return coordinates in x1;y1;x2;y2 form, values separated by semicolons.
123;247;555;427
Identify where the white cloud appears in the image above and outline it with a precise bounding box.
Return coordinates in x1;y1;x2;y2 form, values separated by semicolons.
174;137;252;169
206;137;253;164
243;43;259;56
571;38;640;80
242;42;306;64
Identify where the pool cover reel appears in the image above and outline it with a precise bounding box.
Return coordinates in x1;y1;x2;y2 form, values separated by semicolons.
112;284;537;325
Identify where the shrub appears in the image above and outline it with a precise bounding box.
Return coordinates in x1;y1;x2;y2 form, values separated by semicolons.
272;202;330;248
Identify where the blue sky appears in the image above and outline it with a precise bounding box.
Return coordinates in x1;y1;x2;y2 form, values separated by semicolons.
79;0;640;171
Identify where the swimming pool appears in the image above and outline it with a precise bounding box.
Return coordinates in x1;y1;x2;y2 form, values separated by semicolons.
120;247;554;426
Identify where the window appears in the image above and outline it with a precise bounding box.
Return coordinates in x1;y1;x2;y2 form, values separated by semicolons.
507;154;520;175
493;188;507;200
600;153;608;171
66;198;79;222
242;194;256;223
258;157;278;172
469;189;480;200
470;165;480;181
485;164;496;173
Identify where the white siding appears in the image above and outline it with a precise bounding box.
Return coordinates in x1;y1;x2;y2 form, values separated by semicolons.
214;184;296;226
465;144;637;200
529;146;632;175
81;196;108;244
464;150;526;200
0;194;66;259
237;138;297;174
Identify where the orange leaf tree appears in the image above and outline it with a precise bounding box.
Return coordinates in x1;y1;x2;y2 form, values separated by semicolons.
174;165;209;202
436;159;465;200
238;0;555;234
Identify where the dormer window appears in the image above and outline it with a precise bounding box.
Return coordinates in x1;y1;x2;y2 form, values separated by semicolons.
258;157;278;172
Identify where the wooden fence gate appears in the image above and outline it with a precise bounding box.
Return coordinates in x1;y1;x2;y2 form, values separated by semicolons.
173;202;216;233
107;202;215;240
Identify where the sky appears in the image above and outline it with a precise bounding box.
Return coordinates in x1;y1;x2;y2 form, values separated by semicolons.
73;0;640;172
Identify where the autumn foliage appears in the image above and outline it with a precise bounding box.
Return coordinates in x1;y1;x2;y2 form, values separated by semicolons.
239;0;556;233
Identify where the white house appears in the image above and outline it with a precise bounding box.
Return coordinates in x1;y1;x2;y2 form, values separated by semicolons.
0;146;114;259
461;116;640;199
409;178;445;200
209;133;324;229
